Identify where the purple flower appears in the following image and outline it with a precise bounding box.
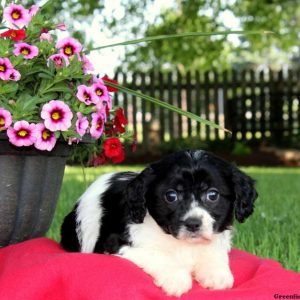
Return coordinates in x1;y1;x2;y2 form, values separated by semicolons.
0;58;14;80
48;54;69;68
28;5;39;18
41;100;73;132
90;112;105;139
0;108;13;130
9;69;21;81
3;4;31;28
34;123;57;151
7;121;36;147
40;32;53;43
13;43;39;60
92;81;112;109
82;55;94;74
68;138;80;145
56;23;67;31
76;85;98;105
56;37;82;58
76;112;89;137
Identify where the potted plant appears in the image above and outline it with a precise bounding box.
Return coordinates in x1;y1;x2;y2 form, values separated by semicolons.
0;2;133;247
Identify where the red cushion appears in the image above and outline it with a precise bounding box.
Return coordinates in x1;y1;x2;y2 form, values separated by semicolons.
0;238;299;300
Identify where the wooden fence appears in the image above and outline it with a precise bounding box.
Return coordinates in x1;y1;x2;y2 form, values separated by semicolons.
113;68;300;148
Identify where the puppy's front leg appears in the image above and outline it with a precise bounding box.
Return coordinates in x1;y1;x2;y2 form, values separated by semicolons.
118;246;193;297
194;251;234;290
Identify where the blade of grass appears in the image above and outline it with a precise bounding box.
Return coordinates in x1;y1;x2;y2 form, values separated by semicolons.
103;80;231;133
89;30;273;52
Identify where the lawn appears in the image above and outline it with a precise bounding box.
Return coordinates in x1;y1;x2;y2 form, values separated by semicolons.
47;166;300;273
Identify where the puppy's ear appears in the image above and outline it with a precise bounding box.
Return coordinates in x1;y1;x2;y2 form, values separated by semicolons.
125;167;154;224
231;166;258;223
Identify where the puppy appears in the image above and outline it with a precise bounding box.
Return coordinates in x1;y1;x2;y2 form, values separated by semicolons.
61;150;257;296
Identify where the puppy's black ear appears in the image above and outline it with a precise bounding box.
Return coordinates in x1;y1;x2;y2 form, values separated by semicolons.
125;167;154;224
231;166;258;223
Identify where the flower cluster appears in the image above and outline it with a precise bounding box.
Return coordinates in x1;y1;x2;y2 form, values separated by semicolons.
0;3;131;163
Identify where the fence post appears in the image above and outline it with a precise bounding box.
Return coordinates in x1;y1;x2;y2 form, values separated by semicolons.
270;69;284;143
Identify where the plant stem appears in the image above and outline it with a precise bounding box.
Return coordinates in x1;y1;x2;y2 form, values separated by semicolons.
88;30;273;52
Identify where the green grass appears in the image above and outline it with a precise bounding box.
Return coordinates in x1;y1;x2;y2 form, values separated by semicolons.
47;166;300;273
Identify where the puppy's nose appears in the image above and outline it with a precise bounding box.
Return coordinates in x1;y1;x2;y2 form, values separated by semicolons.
184;218;202;232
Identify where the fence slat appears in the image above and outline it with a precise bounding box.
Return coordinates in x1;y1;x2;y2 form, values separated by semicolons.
167;72;174;139
195;70;201;136
186;71;192;137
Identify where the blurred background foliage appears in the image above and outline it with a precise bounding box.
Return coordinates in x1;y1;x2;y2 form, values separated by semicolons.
19;0;300;73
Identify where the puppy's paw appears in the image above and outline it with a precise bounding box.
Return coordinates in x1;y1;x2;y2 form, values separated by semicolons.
154;270;192;297
196;267;234;290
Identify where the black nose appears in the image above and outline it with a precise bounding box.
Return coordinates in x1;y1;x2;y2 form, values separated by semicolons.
184;218;202;232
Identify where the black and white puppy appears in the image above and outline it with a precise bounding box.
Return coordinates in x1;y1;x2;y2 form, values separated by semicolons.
61;150;257;296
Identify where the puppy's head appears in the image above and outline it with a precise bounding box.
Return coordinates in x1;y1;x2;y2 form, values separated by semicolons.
126;150;258;243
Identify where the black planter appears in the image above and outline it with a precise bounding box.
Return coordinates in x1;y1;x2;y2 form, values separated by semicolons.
0;133;71;247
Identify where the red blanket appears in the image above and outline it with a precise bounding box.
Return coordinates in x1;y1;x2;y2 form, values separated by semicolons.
0;238;299;300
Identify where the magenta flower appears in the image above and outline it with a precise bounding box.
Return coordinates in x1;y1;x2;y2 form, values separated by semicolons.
13;43;39;60
56;23;67;31
40;32;53;43
76;112;89;137
28;5;39;18
48;54;69;68
82;55;94;74
0;58;14;80
7;121;36;147
0;108;12;130
90;112;105;139
92;75;104;84
9;69;21;81
3;4;31;28
68;138;80;145
76;85;98;105
41;100;73;132
92;82;112;109
34;123;57;151
56;37;82;58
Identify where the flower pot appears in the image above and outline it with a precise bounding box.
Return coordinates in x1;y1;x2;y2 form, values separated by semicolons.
0;133;70;247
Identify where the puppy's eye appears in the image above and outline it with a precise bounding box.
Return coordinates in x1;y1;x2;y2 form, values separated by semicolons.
165;190;178;203
206;189;219;202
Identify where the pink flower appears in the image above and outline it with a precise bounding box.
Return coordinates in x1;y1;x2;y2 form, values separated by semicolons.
7;121;36;147
34;123;57;151
9;69;21;81
0;108;12;130
68;138;80;145
13;43;39;59
3;4;31;28
0;58;14;80
82;55;94;74
92;82;112;109
76;112;89;137
90;112;105;139
56;23;67;31
48;54;69;68
76;85;98;105
56;37;82;58
29;5;39;18
92;75;104;84
40;32;53;43
41;100;73;132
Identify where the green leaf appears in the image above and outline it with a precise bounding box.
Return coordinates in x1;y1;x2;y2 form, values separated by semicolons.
0;82;18;95
44;85;72;94
88;30;273;51
103;80;230;133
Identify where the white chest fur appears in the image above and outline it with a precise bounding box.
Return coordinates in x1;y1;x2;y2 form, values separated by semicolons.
118;214;234;297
